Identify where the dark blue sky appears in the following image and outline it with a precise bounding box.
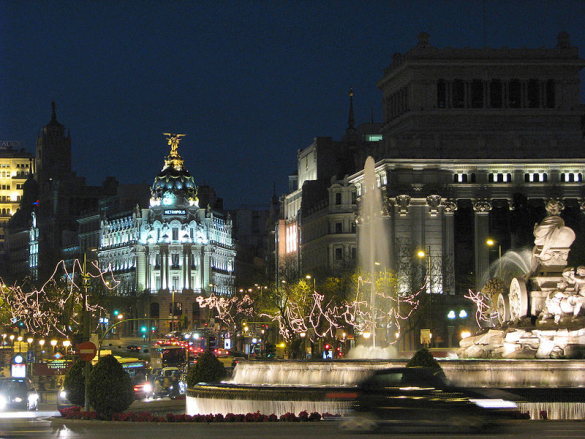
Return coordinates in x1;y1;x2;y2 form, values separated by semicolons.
2;1;585;209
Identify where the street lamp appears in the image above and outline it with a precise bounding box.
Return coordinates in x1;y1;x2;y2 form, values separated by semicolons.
305;275;315;290
38;339;45;363
486;239;502;279
50;339;57;354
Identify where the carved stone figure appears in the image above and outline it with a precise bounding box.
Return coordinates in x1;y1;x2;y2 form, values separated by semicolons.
532;200;575;268
539;279;585;324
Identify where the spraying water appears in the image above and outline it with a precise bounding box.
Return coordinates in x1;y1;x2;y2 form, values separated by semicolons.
357;157;391;350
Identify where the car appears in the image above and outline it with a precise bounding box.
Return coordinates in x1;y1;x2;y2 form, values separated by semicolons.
56;386;76;410
133;380;153;400
333;367;517;433
0;377;39;411
126;344;142;352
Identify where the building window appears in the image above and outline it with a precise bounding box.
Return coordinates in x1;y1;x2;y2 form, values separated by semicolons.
453;79;465;108
546;80;555;108
335;248;343;260
172;228;178;241
437;79;446;108
527;79;540;108
335;222;342;234
335;193;341;205
471;79;483;108
508;80;521;108
351;191;357;204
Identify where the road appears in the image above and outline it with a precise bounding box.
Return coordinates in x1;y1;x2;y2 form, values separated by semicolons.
2;415;585;439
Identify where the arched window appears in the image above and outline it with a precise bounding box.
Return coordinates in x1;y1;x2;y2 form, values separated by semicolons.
509;79;521;108
437;79;446;108
470;173;476;183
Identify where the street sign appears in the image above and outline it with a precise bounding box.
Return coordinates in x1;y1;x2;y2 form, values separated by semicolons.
26;350;34;362
78;341;97;362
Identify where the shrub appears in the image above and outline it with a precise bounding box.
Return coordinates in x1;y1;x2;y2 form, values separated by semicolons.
87;355;134;417
63;358;91;406
406;348;445;377
186;350;227;387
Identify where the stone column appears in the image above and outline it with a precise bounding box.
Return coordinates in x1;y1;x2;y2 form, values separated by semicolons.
442;200;458;295
136;246;147;291
474;200;492;291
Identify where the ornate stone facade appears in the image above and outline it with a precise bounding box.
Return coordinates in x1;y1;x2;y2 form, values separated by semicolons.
98;134;235;332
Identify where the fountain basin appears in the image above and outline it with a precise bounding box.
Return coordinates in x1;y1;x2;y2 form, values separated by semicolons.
186;359;585;419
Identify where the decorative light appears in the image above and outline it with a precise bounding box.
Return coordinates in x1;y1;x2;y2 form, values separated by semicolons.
447;310;456;319
461;331;472;339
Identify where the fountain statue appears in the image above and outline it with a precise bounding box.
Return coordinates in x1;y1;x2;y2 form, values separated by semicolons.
458;199;585;359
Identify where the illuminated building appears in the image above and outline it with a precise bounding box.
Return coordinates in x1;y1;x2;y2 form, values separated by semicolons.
279;32;585;300
4;103;117;281
0;142;34;266
97;133;236;331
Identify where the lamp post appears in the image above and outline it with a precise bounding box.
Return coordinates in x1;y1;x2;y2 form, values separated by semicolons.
50;339;57;353
486;239;502;279
171;290;176;333
38;339;45;363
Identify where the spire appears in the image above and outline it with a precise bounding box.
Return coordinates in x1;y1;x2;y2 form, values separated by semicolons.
51;101;57;122
347;87;355;132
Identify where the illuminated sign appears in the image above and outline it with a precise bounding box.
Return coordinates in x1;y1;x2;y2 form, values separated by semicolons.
164;209;186;215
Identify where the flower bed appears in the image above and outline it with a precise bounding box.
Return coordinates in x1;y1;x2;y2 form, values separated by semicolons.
58;406;337;422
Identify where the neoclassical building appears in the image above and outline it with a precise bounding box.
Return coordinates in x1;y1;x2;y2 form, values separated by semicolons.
349;31;585;294
98;134;235;332
278;32;585;347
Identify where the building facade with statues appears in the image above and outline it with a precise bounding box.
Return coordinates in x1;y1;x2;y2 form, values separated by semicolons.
278;32;585;348
96;134;236;333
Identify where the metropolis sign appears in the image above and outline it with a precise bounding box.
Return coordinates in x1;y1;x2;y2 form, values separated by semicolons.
164;209;186;215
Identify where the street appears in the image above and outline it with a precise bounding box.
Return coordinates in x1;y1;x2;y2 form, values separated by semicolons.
0;393;585;439
2;417;585;439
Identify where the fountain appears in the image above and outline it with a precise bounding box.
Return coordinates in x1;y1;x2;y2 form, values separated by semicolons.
458;199;585;359
185;187;585;420
356;156;392;352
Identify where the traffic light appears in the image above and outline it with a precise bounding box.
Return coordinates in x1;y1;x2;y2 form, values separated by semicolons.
324;344;331;351
265;342;276;358
141;326;147;333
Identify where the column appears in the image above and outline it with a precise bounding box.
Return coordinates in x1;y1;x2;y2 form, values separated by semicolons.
474;200;492;291
442;200;457;295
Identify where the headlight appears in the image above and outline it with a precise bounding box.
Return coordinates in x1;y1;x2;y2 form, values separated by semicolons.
59;390;67;399
470;398;518;409
14;397;23;403
143;383;152;393
0;395;6;409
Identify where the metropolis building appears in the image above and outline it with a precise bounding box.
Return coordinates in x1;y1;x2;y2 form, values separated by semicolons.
278;32;585;346
97;134;236;332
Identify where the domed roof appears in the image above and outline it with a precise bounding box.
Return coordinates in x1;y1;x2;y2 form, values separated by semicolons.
151;134;198;206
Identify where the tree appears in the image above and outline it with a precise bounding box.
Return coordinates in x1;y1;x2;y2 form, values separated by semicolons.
88;355;134;417
406;348;445;378
63;359;91;406
186;350;227;387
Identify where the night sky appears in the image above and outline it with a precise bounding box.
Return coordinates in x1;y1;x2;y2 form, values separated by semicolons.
2;1;585;209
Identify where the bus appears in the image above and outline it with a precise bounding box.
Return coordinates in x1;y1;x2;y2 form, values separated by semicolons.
150;345;187;369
